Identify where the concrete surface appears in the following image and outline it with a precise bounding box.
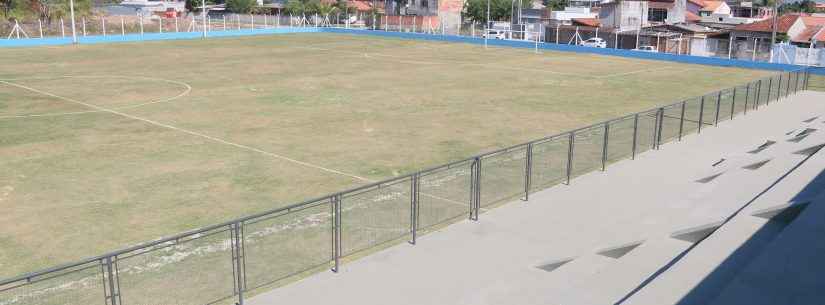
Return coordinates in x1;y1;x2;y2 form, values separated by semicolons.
249;90;825;305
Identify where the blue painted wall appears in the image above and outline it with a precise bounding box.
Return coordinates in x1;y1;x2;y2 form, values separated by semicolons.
2;25;821;74
0;27;320;47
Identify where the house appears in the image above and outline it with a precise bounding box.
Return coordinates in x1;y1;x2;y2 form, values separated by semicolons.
383;0;461;33
815;3;825;13
732;13;825;47
647;0;687;24
599;0;648;31
549;7;599;25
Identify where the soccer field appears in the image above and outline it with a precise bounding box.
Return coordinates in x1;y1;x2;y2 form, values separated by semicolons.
0;32;772;279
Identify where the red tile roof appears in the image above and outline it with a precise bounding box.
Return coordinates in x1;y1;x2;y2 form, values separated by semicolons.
800;15;825;27
700;0;723;12
733;14;802;33
686;11;701;22
687;0;704;6
571;18;600;27
793;25;822;42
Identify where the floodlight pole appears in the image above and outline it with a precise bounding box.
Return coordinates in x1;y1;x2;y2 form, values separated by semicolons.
485;0;490;49
69;0;78;44
202;0;208;38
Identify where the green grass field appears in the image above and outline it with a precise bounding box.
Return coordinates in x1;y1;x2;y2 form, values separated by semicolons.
0;32;773;280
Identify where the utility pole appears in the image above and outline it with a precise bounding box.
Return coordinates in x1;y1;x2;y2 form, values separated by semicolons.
69;0;77;44
202;0;208;38
770;0;780;62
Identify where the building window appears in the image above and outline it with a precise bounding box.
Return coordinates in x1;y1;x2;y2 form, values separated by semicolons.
648;8;668;22
421;0;428;8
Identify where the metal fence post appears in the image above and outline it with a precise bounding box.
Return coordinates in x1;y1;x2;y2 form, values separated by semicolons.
409;174;419;244
805;70;810;90
470;157;480;221
730;87;737;120
632;113;639;158
331;195;341;272
231;222;246;305
523;143;533;201
698;96;705;134
566;132;575;184
678;102;685;141
714;91;721;126
743;83;750;115
601;123;609;170
655;108;664;149
771;75;778;104
103;256;120;305
757;79;764;110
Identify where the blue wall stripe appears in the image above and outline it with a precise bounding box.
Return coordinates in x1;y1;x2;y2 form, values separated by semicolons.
2;26;822;74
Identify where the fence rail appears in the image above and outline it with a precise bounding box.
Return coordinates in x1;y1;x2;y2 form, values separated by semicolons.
0;69;811;305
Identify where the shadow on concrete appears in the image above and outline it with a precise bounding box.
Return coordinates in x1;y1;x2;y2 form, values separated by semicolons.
615;146;825;305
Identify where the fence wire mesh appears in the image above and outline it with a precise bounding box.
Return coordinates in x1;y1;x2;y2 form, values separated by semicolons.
341;178;411;256
571;126;605;178
418;161;474;230
530;136;570;191
0;261;103;305
115;227;237;305
242;199;332;291
480;147;527;207
606;116;635;165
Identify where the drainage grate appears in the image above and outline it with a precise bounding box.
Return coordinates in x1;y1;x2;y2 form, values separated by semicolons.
597;241;644;259
696;173;724;183
671;222;724;243
748;140;776;154
536;258;574;272
742;159;771;170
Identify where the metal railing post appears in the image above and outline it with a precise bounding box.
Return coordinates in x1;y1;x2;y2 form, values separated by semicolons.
523;143;533;201
331;195;341;272
566;132;575;184
714;91;721;126
409;174;419;244
805;70;810;90
632;114;639;159
678;102;685;141
231;222;245;305
697;96;705;134
103;256;120;305
601;123;609;170
743;83;750;115
770;76;777;104
470;157;480;220
756;79;764;110
730;87;737;120
655;108;664;149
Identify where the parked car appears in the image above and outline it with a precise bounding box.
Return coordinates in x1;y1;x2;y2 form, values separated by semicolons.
580;37;607;48
633;46;658;52
484;29;507;40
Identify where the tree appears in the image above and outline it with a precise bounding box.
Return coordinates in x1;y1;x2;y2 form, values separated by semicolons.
1;0;90;21
462;0;531;24
227;0;256;13
543;0;566;11
286;0;321;15
186;0;215;13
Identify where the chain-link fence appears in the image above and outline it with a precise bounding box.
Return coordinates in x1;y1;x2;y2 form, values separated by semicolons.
0;69;811;305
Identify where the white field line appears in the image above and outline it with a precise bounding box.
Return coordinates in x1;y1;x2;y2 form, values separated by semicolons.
0;79;370;182
598;66;695;79
0;75;192;120
1;80;472;211
299;45;589;78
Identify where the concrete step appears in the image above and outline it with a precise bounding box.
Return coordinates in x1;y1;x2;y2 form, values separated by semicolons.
707;187;825;305
556;237;693;305
536;252;619;296
622;215;775;305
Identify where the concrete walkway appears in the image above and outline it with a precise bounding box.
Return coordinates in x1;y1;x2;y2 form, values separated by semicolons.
249;91;825;305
